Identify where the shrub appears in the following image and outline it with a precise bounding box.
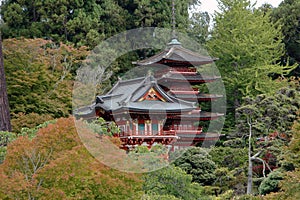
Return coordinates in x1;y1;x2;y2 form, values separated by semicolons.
259;170;284;195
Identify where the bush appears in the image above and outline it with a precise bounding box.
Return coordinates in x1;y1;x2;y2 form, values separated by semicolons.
172;147;217;185
209;146;248;170
0;117;142;199
259;170;284;195
86;117;120;136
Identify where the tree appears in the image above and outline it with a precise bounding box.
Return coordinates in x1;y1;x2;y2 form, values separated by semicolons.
0;34;11;131
236;87;300;137
235;86;300;194
172;147;217;185
3;38;88;131
264;121;300;199
272;0;300;73
0;117;142;199
0;0;127;47
209;147;248;195
142;165;207;200
207;0;293;128
0;131;16;163
259;170;284;195
187;11;210;44
1;0;201;48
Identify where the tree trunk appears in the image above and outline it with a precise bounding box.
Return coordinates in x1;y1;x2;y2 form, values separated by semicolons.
0;34;12;131
246;116;252;194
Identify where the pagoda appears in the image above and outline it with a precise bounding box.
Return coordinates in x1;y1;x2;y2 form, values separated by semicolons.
75;37;224;151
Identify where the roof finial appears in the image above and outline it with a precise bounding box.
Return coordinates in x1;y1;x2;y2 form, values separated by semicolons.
171;0;176;39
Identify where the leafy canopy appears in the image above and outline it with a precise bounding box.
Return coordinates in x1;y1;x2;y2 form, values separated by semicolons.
207;0;292;97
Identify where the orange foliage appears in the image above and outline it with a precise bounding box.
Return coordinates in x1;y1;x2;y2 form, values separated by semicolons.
0;117;142;199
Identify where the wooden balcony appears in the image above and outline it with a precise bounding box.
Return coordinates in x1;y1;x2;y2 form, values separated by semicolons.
118;127;202;138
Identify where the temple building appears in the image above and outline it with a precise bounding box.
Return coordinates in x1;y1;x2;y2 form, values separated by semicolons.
76;38;224;151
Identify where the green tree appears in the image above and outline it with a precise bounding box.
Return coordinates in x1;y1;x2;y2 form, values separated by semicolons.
1;0;127;47
1;0;202;48
187;11;211;44
207;0;293;128
272;0;300;73
172;147;217;185
259;170;284;195
142;165;208;200
3;38;88;131
236;87;300;136
0;131;16;163
235;87;300;194
264;121;300;199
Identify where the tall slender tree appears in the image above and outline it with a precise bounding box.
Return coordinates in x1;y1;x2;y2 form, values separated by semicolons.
207;0;293;128
0;33;11;131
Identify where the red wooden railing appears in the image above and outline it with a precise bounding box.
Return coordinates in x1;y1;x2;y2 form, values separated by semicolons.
118;128;202;137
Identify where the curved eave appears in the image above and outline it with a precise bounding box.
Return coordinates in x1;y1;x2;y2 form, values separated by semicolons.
133;45;218;66
173;111;224;121
73;103;97;119
158;59;216;66
158;75;221;85
173;94;223;102
111;106;194;115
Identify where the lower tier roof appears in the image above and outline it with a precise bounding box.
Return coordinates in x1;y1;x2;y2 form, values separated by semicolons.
172;94;223;101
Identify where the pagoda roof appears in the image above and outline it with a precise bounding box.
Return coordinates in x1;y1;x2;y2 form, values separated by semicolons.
158;72;221;84
173;111;224;121
75;75;197;117
133;39;218;66
171;94;223;101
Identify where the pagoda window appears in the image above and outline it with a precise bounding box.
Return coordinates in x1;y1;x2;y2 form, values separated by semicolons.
152;124;158;135
138;123;145;135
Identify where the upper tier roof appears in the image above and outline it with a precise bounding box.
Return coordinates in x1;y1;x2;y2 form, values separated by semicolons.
132;39;218;66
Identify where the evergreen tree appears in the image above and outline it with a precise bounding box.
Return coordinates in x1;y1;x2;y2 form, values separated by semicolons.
1;0;202;48
207;0;293;128
1;0;128;47
172;147;217;185
272;0;300;76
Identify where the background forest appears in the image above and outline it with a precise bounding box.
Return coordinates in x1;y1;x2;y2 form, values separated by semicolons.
0;0;299;199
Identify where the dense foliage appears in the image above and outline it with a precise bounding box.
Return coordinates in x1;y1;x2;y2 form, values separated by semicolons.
3;38;88;131
0;117;142;199
236;87;300;136
142;165;208;200
207;0;295;129
263;121;300;199
173;147;217;185
0;0;205;47
272;0;300;71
